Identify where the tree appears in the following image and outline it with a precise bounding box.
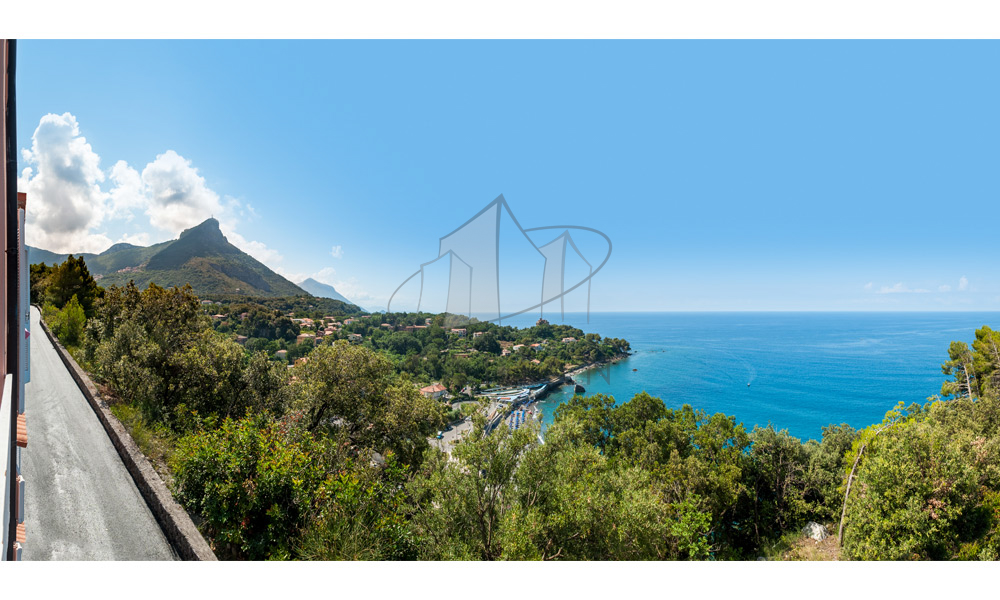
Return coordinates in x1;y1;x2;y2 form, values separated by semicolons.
298;452;418;560
472;332;501;355
407;417;539;560
47;254;101;317
50;294;87;346
942;341;977;399
171;413;331;560
29;262;55;304
292;341;445;465
972;326;1000;397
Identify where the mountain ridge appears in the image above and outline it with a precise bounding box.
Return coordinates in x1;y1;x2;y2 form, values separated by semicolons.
27;218;344;302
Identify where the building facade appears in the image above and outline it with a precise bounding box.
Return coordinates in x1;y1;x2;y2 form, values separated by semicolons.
2;39;28;561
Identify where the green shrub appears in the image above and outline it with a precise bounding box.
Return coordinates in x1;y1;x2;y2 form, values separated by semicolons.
171;413;330;559
298;452;418;560
44;295;87;347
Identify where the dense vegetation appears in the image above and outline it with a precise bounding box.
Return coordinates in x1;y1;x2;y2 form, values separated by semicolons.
32;257;1000;560
205;297;629;388
32;256;102;347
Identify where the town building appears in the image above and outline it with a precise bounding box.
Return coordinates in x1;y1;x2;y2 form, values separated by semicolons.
419;383;447;399
2;65;30;558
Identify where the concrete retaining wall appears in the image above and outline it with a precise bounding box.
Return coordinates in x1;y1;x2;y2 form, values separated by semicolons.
37;313;217;561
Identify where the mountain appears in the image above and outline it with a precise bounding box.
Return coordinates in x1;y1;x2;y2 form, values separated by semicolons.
28;246;97;268
27;241;170;275
297;278;354;305
29;218;310;298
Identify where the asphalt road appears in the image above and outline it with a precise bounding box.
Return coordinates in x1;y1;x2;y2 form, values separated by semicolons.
22;306;176;560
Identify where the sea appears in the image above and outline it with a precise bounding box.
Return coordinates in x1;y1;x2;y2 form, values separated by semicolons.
491;312;1000;441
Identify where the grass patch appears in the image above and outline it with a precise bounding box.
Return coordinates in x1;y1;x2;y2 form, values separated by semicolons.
109;401;178;486
758;530;800;560
763;524;841;561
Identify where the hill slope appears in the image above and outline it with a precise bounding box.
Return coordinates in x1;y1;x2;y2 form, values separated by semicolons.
29;218;309;298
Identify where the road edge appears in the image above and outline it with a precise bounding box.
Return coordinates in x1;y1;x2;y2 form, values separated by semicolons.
36;310;217;561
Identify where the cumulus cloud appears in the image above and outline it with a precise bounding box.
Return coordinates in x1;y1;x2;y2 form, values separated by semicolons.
140;150;225;234
875;282;929;294
225;228;284;266
108;160;146;220
18;113;286;272
330;245;344;259
314;266;338;282
938;284;952;292
18;113;113;252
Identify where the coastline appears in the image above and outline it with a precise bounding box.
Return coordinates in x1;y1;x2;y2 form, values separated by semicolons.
535;351;632;401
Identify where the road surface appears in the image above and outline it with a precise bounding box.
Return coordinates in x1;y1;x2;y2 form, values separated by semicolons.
22;306;176;560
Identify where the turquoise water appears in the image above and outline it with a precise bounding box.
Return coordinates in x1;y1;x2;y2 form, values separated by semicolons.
494;312;999;441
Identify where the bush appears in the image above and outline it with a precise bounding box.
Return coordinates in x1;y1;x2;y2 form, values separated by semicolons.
171;413;330;559
45;294;87;347
298;452;418;560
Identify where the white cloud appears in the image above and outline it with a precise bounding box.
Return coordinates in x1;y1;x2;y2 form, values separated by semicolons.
938;284;952;292
330;245;344;259
108;160;145;220
315;267;338;282
959;276;969;291
19;113;285;274
18;112;114;253
864;282;873;291
141;150;225;234
875;282;929;294
131;154;287;268
116;232;151;246
224;228;284;267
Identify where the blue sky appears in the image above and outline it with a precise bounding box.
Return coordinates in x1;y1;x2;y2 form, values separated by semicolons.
15;40;1000;311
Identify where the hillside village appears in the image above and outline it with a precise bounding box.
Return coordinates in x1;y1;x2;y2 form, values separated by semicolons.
204;299;631;397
